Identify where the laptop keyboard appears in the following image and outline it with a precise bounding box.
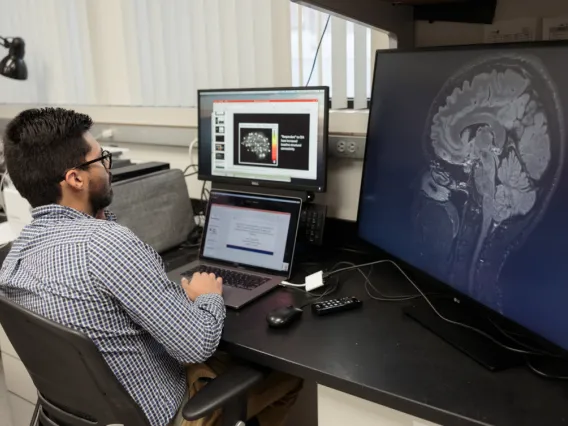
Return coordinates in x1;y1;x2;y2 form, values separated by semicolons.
182;265;270;291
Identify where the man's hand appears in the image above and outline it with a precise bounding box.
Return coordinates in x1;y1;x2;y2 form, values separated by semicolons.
182;273;223;301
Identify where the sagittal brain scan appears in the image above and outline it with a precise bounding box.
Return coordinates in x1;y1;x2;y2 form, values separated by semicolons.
414;53;565;310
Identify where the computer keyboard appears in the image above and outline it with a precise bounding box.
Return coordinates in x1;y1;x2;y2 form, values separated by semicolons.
182;265;270;290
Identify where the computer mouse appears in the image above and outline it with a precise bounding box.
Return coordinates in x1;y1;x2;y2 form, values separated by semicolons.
266;306;303;328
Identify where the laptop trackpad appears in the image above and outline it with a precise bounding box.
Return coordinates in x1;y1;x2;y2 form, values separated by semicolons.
222;284;238;299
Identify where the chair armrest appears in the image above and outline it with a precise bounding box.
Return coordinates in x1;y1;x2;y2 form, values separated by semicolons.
182;364;266;421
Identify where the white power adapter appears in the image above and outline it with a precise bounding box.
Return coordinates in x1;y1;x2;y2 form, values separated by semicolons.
305;270;325;292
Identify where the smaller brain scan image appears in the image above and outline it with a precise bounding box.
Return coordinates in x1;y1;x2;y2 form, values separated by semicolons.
242;131;271;160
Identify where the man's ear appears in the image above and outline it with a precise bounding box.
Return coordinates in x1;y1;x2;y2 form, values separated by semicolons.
63;169;85;190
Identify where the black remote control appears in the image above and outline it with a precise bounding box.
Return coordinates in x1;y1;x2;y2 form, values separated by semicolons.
311;297;362;316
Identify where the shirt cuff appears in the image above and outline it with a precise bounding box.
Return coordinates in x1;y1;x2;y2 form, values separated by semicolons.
195;294;226;319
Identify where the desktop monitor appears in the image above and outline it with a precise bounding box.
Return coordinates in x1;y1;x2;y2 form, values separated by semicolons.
358;42;568;352
198;87;329;192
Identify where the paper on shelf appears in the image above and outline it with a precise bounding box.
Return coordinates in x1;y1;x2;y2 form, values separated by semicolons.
543;16;568;40
484;18;541;44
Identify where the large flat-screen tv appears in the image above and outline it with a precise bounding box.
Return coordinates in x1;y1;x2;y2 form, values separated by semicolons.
358;42;568;352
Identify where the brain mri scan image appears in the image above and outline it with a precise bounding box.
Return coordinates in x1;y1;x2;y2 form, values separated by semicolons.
242;131;271;160
414;53;565;311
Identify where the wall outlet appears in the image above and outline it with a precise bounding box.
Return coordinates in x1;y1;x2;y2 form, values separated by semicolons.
329;135;366;160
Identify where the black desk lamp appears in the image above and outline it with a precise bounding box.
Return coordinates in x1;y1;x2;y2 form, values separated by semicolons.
0;36;27;80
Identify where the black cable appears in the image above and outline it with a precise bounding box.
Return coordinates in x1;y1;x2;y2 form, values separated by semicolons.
305;15;331;87
290;259;552;356
182;226;203;248
324;261;423;300
323;260;391;278
180;243;200;249
487;317;556;357
526;358;568;380
339;262;423;301
199;181;208;214
295;260;411;309
397;262;552;355
303;257;568;379
183;165;198;175
329;259;551;357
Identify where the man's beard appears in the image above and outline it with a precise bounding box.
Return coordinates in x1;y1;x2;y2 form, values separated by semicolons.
90;187;113;214
90;174;113;214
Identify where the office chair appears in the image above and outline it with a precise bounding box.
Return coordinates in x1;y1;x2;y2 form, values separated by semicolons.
0;296;265;426
110;168;195;254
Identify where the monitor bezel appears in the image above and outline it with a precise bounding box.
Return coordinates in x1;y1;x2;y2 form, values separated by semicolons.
357;40;568;356
197;86;329;193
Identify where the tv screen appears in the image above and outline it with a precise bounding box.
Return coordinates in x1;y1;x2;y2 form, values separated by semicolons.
359;43;568;351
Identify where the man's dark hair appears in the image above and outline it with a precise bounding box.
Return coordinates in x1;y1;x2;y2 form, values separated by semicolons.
3;108;93;208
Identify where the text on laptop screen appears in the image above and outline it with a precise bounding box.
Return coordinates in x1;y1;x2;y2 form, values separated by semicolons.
202;192;301;273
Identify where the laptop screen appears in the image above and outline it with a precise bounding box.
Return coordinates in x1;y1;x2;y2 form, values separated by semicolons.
201;191;302;274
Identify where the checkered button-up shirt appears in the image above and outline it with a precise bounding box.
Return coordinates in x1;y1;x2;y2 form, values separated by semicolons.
0;205;226;426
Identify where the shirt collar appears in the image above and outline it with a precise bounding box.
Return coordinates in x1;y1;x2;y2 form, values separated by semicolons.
31;204;93;221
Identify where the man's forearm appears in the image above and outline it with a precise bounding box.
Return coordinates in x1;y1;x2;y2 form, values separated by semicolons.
185;293;226;362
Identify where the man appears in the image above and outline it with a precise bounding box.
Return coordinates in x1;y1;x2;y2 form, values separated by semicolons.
0;108;301;426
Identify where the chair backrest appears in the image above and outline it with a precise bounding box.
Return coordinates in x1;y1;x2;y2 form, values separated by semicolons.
110;168;195;253
0;296;150;426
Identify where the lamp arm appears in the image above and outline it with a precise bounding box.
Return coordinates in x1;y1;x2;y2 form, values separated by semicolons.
0;37;11;48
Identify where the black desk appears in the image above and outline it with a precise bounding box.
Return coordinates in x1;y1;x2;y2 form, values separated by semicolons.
163;247;568;426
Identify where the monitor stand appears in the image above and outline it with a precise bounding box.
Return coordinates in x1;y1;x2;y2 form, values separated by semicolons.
211;182;315;203
404;297;524;371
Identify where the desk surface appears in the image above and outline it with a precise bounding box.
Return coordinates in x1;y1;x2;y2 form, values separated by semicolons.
163;247;568;426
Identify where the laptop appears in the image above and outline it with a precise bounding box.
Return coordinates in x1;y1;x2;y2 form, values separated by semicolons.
167;190;302;309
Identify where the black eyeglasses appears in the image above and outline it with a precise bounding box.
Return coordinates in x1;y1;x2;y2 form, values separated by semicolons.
59;150;113;182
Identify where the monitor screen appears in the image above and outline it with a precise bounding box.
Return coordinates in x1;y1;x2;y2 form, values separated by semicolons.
359;43;568;351
202;191;301;275
198;87;328;192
